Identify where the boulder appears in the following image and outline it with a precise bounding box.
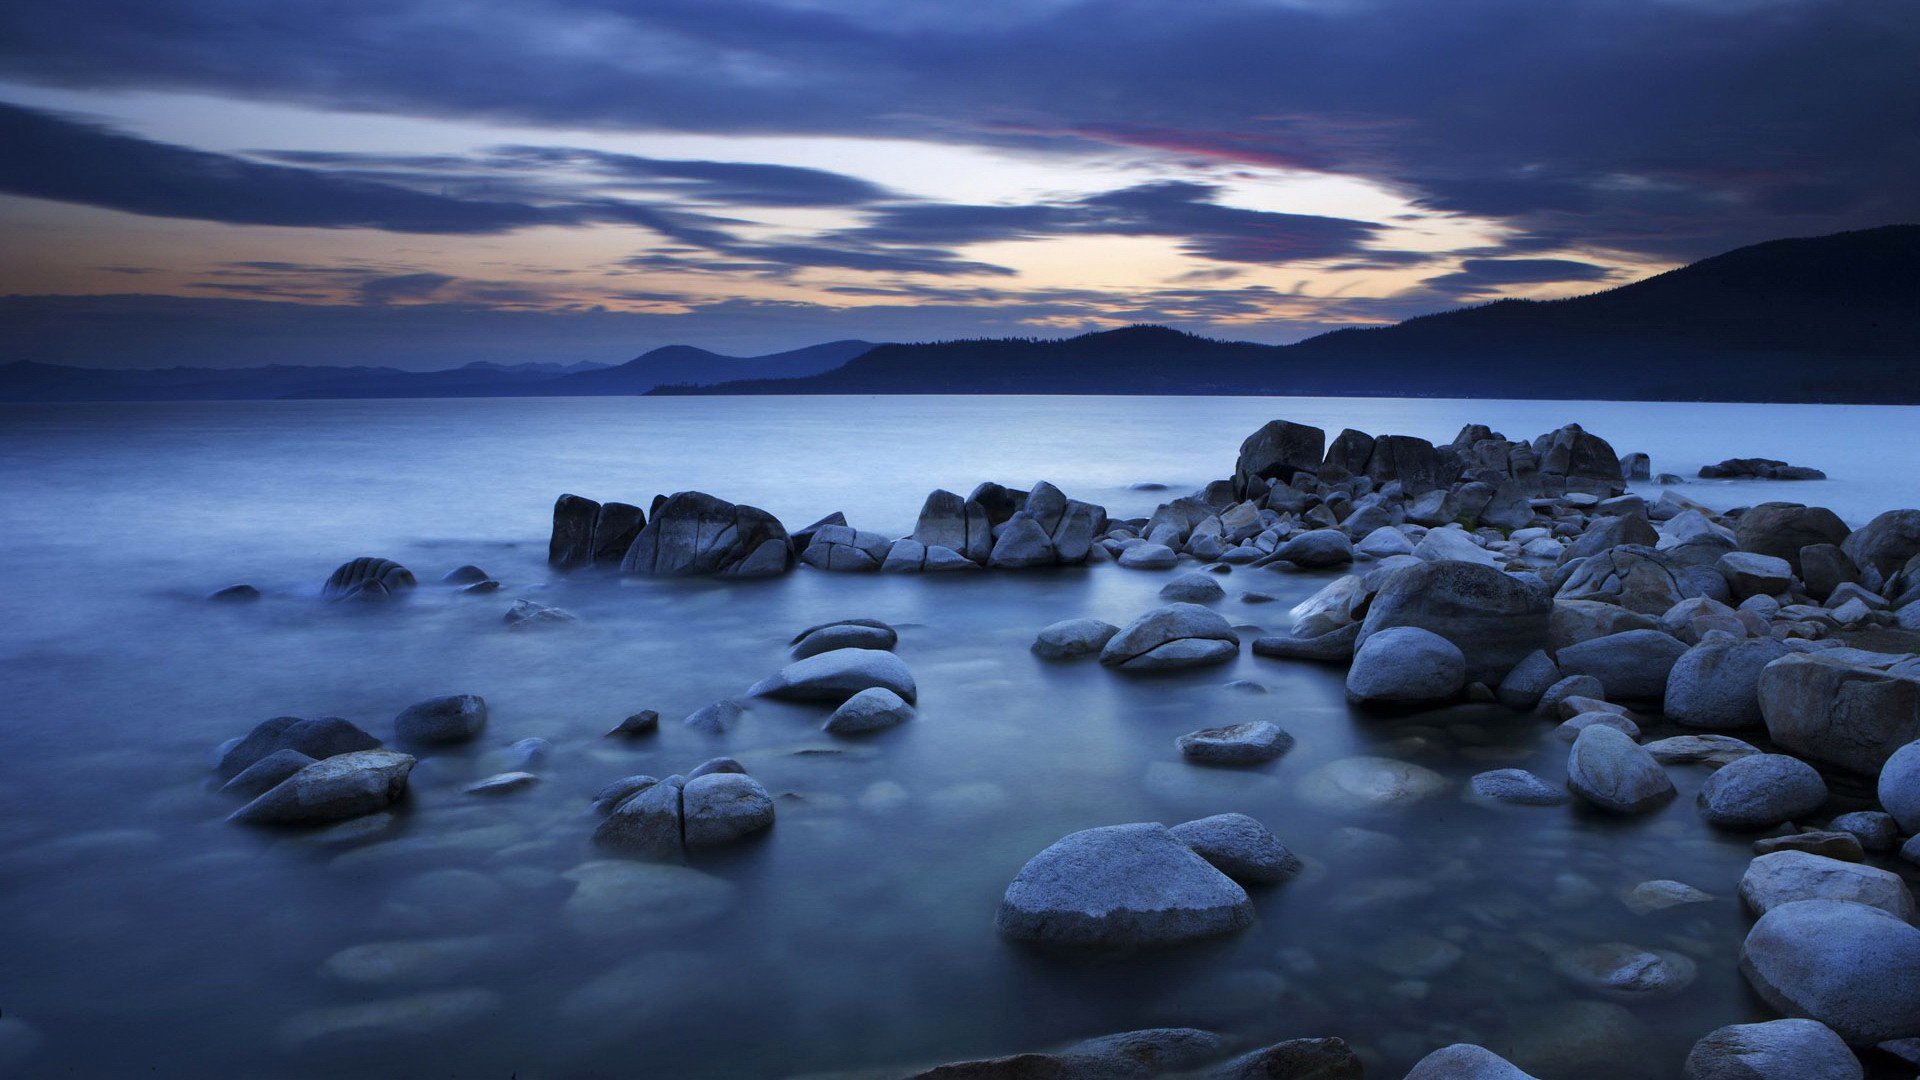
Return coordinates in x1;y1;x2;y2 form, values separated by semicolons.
620;491;791;578
1567;725;1675;815
1345;626;1467;708
322;557;416;602
791;619;898;659
216;716;382;779
1739;899;1920;1045
1357;560;1553;685
1879;739;1920;833
749;648;917;703
1099;604;1240;673
1684;1019;1862;1080
1720;551;1795;600
1555;545;1690;615
1555;629;1689;703
823;687;912;735
1841;509;1920;578
1406;1044;1541;1080
394;694;487;746
1665;638;1792;730
230;750;416;826
1698;754;1828;828
680;773;775;849
1032;618;1120;660
1738;851;1916;920
1176;721;1293;765
1167;813;1301;884
1234;420;1326;497
1759;653;1920;773
995;823;1254;947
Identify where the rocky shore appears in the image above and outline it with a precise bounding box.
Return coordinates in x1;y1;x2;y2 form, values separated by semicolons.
180;417;1920;1079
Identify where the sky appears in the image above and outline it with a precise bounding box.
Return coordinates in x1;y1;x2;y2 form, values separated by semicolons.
1;0;1915;369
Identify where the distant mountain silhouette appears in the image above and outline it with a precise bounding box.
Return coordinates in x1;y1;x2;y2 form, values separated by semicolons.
657;225;1919;403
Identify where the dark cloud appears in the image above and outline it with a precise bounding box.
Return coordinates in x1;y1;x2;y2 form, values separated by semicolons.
2;0;1911;260
1423;258;1616;294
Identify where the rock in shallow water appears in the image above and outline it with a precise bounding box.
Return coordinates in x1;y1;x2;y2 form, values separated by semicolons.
1684;1018;1862;1080
1176;721;1293;765
1739;899;1920;1046
230;749;416;827
996;823;1253;948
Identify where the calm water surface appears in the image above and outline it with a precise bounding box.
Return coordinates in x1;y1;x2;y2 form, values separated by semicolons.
1;396;1915;1079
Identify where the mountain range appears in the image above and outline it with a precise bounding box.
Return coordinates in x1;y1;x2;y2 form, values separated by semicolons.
2;225;1914;403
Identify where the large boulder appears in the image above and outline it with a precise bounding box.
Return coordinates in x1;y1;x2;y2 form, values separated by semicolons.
910;489;992;564
995;823;1254;948
230;750;416;826
1683;1019;1862;1080
1234;420;1325;497
394;694;487;746
1099;604;1240;673
749;648;917;703
1738;850;1917;920
1406;1044;1541;1080
620;492;791;578
1759;652;1920;773
1879;739;1920;833
1554;629;1688;703
1567;725;1675;815
322;557;416;602
1554;545;1691;615
1739;899;1920;1046
1345;626;1466;708
1735;503;1849;574
216;716;382;779
1356;560;1553;685
1841;509;1920;579
1697;754;1828;828
1665;638;1792;730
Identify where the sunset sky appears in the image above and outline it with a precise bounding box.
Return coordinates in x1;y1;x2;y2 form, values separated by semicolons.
2;0;1915;367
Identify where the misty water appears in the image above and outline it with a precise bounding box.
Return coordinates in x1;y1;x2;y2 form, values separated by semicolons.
3;395;1917;1079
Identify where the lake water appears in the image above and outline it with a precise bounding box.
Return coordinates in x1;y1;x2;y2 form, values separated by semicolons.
1;395;1916;1079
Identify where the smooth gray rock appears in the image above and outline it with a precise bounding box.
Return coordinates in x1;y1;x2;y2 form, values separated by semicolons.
1684;1019;1862;1080
1739;899;1920;1046
1556;628;1689;702
791;619;897;659
590;774;684;859
1698;753;1828;828
1032;618;1120;660
1666;637;1793;730
1167;813;1301;885
394;694;487;746
681;773;774;849
1345;625;1467;707
1161;571;1226;603
1357;559;1553;685
1405;1043;1541;1079
1099;604;1240;672
1759;653;1920;773
996;823;1254;948
822;687;912;735
1567;725;1675;815
1880;739;1920;833
219;748;317;798
1176;721;1293;765
216;715;382;780
749;648;917;703
1738;851;1917;920
230;750;416;826
1469;768;1568;806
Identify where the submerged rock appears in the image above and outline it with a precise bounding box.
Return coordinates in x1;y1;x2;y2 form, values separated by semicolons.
996;823;1254;948
230;749;416;826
